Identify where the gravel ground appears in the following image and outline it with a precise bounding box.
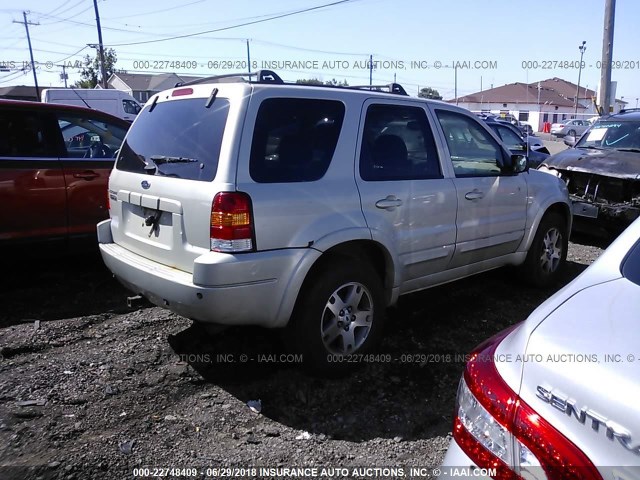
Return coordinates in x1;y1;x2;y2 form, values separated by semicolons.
0;234;608;480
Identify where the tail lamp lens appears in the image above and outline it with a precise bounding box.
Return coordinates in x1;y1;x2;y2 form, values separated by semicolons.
453;328;602;480
210;192;254;252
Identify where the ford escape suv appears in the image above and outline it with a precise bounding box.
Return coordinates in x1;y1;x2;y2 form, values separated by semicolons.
98;71;571;372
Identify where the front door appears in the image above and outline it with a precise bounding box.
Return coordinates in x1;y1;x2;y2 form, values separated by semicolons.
433;108;527;268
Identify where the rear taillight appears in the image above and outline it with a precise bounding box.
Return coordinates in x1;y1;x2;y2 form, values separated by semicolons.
210;192;254;253
454;328;602;480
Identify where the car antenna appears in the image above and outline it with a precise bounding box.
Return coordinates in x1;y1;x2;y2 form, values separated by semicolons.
69;86;92;110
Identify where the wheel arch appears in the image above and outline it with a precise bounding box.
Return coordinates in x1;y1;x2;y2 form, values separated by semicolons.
274;239;396;328
520;200;572;256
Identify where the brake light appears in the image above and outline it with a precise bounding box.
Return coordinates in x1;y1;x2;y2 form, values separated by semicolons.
453;328;603;480
210;192;254;252
172;87;193;97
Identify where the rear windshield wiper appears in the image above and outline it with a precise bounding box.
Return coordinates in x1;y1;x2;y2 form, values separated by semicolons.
149;155;199;164
577;145;604;150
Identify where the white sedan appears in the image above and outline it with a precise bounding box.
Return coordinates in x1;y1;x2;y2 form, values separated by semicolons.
439;217;640;479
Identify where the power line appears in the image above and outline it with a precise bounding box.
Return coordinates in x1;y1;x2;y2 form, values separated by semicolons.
37;4;96;25
102;0;208;20
104;0;359;47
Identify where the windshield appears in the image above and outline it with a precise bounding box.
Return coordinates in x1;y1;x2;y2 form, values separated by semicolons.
575;120;640;150
116;97;230;181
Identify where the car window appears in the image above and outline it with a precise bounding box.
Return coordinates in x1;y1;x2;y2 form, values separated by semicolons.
359;104;441;181
117;97;230;181
57;114;127;159
0;109;55;157
250;98;344;183
436;110;503;177
496;126;526;152
576;120;640;150
122;100;141;115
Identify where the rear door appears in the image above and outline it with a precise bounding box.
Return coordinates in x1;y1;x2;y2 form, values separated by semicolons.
0;106;66;242
54;111;128;237
355;100;457;290
433;108;527;267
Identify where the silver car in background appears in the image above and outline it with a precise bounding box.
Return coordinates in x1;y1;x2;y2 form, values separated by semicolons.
551;118;590;138
439;216;640;479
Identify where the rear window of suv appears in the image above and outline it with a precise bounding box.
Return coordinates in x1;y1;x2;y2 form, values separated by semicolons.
250;98;345;183
116;97;230;182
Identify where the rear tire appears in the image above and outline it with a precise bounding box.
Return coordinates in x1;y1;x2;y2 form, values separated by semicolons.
522;212;568;287
286;260;385;374
567;129;577;137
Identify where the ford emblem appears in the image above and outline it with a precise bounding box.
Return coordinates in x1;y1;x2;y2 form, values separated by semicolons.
141;180;151;190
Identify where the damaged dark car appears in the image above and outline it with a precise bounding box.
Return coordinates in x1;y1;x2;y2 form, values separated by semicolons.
538;109;640;230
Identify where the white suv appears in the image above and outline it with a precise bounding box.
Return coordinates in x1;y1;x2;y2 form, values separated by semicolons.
98;71;571;372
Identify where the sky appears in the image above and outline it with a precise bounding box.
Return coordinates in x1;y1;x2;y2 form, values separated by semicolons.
1;0;639;104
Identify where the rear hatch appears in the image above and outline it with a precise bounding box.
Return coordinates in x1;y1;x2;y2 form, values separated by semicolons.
108;83;250;273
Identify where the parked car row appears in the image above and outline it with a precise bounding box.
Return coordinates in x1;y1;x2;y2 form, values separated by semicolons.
3;75;640;476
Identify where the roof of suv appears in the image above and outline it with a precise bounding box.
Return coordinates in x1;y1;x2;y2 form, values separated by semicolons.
171;69;417;99
601;108;640;121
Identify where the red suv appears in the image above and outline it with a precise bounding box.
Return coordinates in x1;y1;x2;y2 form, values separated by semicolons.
0;99;129;247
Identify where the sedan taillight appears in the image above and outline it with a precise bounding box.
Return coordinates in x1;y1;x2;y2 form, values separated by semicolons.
453;328;603;480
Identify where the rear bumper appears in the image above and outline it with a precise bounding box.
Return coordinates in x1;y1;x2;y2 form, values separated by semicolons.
97;220;320;328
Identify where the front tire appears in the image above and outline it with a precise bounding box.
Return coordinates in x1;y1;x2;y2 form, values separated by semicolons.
522;212;568;287
287;260;385;374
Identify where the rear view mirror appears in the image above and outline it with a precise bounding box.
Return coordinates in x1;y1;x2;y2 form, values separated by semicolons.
564;135;576;147
511;154;528;173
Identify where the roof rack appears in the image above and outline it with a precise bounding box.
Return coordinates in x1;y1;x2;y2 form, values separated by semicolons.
175;70;284;87
348;83;408;96
174;70;408;96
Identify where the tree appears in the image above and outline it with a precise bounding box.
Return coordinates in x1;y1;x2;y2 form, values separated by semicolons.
418;86;442;100
73;48;118;88
296;78;349;87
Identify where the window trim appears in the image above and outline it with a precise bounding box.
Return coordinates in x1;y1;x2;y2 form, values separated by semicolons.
357;101;444;182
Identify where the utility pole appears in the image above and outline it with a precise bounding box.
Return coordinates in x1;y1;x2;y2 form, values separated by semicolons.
58;64;68;87
369;54;373;87
93;0;108;88
599;0;616;115
14;11;40;100
246;39;251;73
574;41;586;116
454;64;458;105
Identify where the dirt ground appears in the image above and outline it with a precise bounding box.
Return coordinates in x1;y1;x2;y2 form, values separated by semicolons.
0;232;608;480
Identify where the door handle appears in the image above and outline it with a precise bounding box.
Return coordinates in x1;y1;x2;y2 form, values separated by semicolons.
375;196;403;209
464;190;484;201
73;171;99;180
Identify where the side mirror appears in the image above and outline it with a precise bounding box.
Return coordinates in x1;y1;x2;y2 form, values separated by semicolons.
511;154;528;173
564;135;576;147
